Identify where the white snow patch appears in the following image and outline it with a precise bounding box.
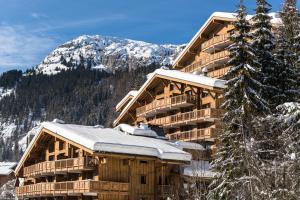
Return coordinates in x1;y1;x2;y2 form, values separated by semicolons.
0;87;14;100
0;162;17;175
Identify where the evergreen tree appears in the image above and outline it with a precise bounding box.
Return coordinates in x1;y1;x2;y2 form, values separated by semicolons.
280;0;300;68
208;1;268;199
273;0;299;104
256;103;300;199
251;0;279;109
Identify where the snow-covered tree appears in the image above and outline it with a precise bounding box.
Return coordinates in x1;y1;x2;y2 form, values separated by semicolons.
279;0;300;69
208;1;269;199
251;0;280;109
255;103;300;199
273;0;299;105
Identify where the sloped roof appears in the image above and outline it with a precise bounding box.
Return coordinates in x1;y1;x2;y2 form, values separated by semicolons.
113;68;226;126
173;12;281;68
16;121;192;174
0;162;17;176
116;90;138;112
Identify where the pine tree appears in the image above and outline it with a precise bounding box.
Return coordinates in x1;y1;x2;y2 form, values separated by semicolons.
256;103;300;199
273;0;299;104
208;1;268;199
280;0;300;68
251;0;280;109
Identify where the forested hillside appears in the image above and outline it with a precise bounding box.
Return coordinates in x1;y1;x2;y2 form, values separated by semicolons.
0;65;159;161
0;35;182;162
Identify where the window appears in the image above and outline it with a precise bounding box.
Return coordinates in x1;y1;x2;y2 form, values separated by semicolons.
140;160;148;164
59;141;64;150
140;175;147;184
48;155;54;161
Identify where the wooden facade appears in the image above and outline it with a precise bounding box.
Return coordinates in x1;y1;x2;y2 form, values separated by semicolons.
113;13;280;197
15;126;190;200
112;14;245;197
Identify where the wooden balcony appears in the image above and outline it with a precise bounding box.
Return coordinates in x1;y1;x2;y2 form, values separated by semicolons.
207;66;231;79
16;180;129;198
148;108;224;128
167;127;220;142
23;157;95;178
136;94;196;118
201;33;232;53
182;50;230;73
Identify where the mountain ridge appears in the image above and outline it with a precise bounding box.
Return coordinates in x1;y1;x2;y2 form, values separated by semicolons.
35;35;184;75
0;34;184;162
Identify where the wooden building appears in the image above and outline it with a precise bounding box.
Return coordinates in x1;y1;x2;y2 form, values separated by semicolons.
113;12;281;194
0;162;17;187
15;121;210;200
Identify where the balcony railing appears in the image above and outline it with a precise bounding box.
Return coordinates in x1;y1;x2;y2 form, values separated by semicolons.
136;94;196;118
201;33;232;53
148;108;224;128
182;50;230;73
23;157;95;178
207;66;231;78
168;128;220;142
16;180;129;198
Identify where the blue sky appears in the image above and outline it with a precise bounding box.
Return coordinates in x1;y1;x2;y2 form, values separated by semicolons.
0;0;286;73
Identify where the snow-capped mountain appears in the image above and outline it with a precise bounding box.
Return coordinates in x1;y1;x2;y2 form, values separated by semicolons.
36;35;184;75
0;35;184;162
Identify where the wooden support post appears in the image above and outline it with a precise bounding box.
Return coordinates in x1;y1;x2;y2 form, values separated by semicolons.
54;138;60;160
180;83;185;94
197;88;202;110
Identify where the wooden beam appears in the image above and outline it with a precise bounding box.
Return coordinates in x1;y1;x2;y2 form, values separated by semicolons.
128;112;136;121
145;89;155;100
190;86;198;95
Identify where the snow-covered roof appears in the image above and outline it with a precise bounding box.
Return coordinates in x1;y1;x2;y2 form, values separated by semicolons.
115;123;158;138
16;122;192;174
116;90;138;111
114;68;225;126
183;160;215;178
150;68;226;88
171;141;205;151
173;12;281;67
0;162;17;176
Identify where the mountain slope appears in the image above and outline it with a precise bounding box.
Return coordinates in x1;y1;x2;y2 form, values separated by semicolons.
0;35;184;162
36;35;183;75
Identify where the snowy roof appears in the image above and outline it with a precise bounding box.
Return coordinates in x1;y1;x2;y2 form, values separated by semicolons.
173;12;281;67
16;122;192;174
0;162;17;176
183;160;215;178
114;68;225;126
116;90;138;111
150;68;226;88
115;123;158;138
171;141;205;151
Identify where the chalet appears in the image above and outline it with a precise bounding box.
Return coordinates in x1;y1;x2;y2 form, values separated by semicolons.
114;12;280;195
0;162;17;187
15;121;212;200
